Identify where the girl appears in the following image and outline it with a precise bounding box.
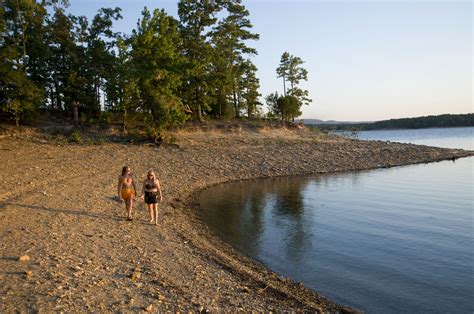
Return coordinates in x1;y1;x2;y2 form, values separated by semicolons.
141;169;163;225
117;166;137;220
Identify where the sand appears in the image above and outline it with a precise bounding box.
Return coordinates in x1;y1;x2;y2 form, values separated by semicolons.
0;124;472;312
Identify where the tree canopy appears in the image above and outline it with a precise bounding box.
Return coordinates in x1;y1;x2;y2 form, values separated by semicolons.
0;0;312;129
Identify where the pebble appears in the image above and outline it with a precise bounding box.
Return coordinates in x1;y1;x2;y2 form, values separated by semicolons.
145;304;153;312
129;271;142;281
18;255;30;262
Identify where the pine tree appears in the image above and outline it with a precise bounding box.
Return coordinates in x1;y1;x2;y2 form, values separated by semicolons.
239;59;260;118
1;0;45;125
178;0;219;121
211;0;259;119
274;52;312;121
130;7;187;134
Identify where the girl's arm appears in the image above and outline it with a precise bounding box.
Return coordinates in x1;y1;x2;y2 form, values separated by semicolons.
141;180;146;197
117;177;122;199
156;180;163;202
132;178;138;197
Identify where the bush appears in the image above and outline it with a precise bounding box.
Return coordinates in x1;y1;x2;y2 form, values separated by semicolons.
70;131;83;144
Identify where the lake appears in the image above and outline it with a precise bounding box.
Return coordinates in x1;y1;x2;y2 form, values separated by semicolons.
198;127;473;313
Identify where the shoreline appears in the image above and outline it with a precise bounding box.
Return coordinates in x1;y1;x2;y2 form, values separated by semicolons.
0;126;472;312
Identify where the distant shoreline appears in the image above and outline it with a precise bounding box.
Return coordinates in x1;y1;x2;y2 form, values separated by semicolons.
302;113;474;131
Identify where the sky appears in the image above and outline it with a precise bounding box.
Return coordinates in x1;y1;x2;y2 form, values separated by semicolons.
68;0;473;122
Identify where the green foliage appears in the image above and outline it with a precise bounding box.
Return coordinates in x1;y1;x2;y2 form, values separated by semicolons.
266;93;301;122
178;0;219;121
0;0;47;125
130;7;188;129
240;59;261;118
210;0;259;119
145;123;161;143
70;130;83;143
276;51;312;107
0;0;312;132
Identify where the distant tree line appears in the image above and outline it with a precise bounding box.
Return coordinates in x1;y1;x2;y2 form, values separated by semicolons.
317;114;474;131
0;0;312;132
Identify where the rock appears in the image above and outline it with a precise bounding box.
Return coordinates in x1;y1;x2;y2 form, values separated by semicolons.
24;271;33;277
129;271;142;281
144;304;153;312
18;255;30;262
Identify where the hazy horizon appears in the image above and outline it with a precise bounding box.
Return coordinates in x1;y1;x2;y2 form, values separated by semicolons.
68;0;473;122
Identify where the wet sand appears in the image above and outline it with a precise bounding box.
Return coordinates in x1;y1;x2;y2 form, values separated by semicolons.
0;125;472;312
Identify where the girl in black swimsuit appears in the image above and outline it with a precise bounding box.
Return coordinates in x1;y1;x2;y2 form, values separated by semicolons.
140;169;163;225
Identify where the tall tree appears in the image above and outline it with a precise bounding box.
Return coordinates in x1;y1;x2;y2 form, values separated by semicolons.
0;0;45;125
130;7;187;134
277;51;310;100
47;6;78;114
276;52;290;97
178;0;219;121
211;0;259;118
275;51;312;120
84;7;122;115
239;59;260;118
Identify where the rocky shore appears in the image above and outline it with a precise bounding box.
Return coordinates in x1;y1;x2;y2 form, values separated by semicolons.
0;125;472;312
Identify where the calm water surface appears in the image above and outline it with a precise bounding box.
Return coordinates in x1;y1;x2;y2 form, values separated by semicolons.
198;127;473;313
355;127;473;150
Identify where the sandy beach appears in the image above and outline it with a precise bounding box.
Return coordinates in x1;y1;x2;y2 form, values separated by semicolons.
1;124;472;312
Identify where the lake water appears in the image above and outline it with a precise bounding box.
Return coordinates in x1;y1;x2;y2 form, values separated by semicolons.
355;127;473;150
198;127;473;313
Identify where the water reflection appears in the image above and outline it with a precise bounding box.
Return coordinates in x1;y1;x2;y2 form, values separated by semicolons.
199;176;311;260
197;157;473;313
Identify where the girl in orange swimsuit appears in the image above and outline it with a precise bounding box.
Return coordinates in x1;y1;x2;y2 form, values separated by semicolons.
117;166;137;220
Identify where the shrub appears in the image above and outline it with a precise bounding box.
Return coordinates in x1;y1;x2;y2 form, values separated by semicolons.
70;131;83;144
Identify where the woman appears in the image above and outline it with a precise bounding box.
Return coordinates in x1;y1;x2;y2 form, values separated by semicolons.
141;169;163;225
117;166;137;221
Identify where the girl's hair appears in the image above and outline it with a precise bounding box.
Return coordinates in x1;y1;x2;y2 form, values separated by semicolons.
122;166;130;176
147;169;156;179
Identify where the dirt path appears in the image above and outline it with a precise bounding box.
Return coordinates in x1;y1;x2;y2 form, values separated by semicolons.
1;128;472;312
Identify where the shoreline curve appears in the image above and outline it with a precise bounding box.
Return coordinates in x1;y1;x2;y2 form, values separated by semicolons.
0;126;472;312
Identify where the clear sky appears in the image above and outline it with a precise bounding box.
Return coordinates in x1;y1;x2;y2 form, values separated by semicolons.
68;0;472;122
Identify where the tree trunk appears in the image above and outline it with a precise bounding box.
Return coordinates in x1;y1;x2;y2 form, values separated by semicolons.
218;89;222;118
232;83;238;118
72;101;79;125
15;113;20;127
122;108;127;132
195;87;202;122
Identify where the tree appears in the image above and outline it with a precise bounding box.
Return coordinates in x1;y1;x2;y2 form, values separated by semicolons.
178;0;219;121
277;95;300;122
274;52;312;121
84;7;122;115
265;92;279;119
130;7;187;134
276;52;290;97
47;6;78;114
276;51;311;106
104;35;139;131
211;0;259;118
266;93;300;122
0;0;46;125
239;59;261;118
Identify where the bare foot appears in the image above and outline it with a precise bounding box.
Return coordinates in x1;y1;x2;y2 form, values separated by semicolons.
149;219;154;224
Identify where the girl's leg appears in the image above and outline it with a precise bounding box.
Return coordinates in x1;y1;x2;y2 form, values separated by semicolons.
129;196;134;217
147;204;154;223
125;198;132;219
153;203;159;225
